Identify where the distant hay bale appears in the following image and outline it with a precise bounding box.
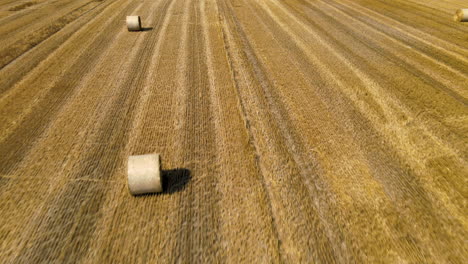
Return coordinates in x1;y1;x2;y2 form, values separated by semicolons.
126;16;142;31
127;154;163;195
454;9;468;22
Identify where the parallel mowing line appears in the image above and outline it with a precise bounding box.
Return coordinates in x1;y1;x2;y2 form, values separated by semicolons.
219;0;344;262
0;0;139;176
127;0;177;157
330;0;468;61
0;0;141;254
63;0;164;181
171;0;223;261
242;1;432;261
80;0;179;260
173;0;191;162
73;0;170;181
267;0;466;163
11;0;172;262
170;0;191;258
255;1;466;262
210;0;287;261
287;1;468;104
119;0;192;260
321;1;468;99
91;0;181;261
169;0;194;260
282;0;468;170
405;0;467;11
0;0;129;127
200;0;276;262
5;0;147;260
370;0;468;31
0;2;130;153
258;0;466;164
188;0;222;261
0;0;130;121
261;1;467;255
319;0;468;81
0;0;115;94
215;1;286;261
0;0;104;70
0;0;88;43
242;0;350;261
0;0;74;25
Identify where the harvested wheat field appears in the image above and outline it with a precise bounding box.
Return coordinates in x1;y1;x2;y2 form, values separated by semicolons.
0;0;467;262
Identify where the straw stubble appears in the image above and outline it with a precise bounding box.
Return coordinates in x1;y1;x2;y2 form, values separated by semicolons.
0;0;467;263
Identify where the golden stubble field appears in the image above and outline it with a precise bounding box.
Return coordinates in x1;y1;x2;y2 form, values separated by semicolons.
0;0;467;262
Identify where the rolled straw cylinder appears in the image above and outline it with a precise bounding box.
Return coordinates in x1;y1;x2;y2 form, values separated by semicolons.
127;154;163;195
126;15;142;31
454;9;468;22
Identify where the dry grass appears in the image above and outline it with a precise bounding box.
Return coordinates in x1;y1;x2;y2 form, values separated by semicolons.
0;0;467;262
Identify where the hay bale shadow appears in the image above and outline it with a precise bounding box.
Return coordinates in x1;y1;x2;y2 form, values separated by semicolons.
161;168;191;193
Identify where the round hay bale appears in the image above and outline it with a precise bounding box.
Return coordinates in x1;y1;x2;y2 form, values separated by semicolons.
127;154;162;195
126;15;142;31
454;9;468;22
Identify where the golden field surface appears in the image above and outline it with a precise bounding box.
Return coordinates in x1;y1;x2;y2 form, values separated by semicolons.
0;0;467;262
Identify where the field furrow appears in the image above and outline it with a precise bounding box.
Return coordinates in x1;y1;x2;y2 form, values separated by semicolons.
0;0;466;262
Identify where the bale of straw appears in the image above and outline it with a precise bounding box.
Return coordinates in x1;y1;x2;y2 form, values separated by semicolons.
126;16;142;31
127;154;162;195
454;9;468;22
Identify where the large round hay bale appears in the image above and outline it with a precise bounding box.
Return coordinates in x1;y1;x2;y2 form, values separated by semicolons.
454;9;468;22
127;154;163;195
126;15;142;31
